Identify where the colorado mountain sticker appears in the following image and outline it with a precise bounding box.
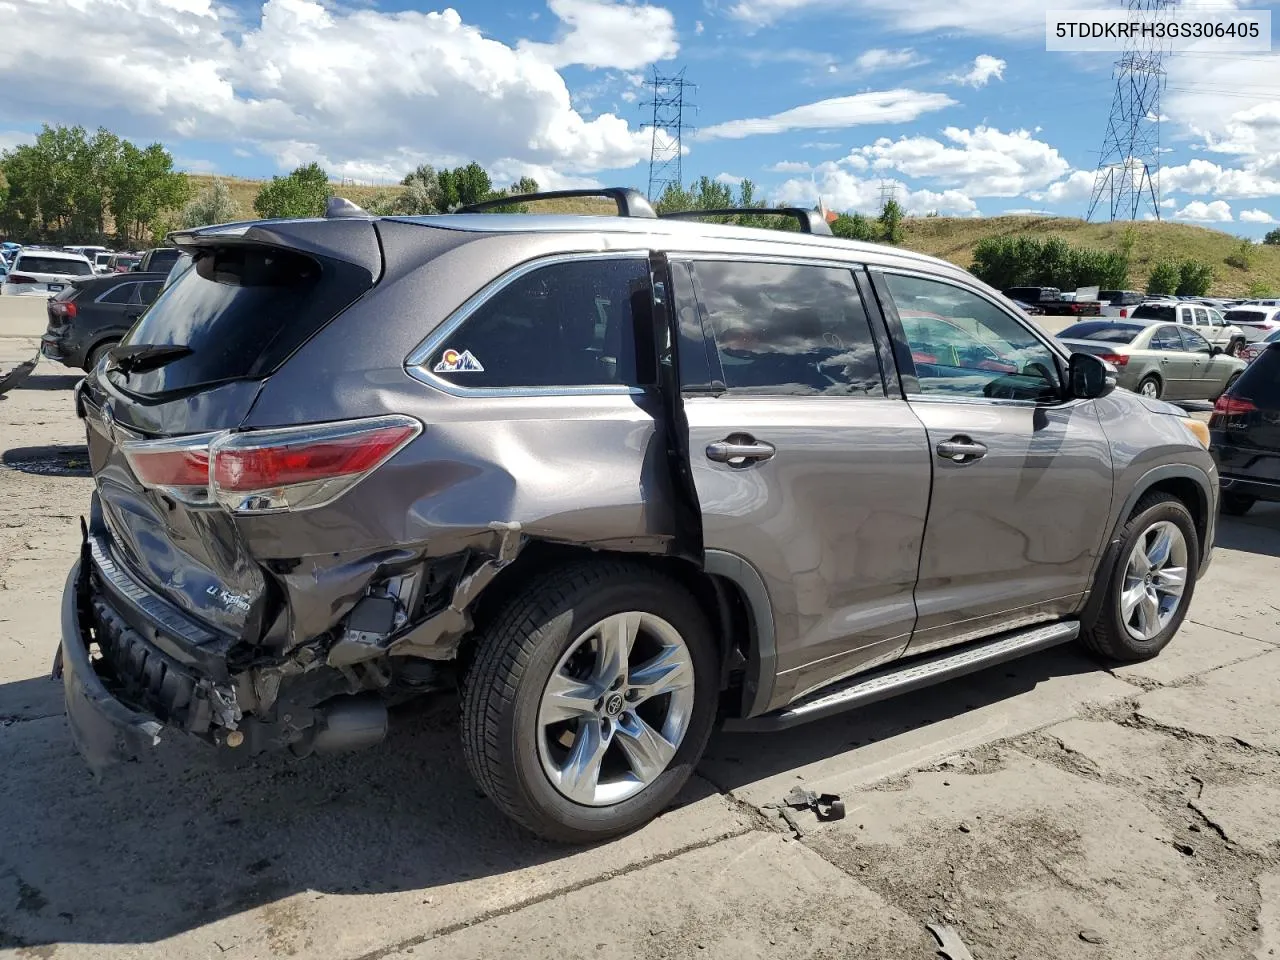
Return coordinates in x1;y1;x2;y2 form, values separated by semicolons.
434;348;485;373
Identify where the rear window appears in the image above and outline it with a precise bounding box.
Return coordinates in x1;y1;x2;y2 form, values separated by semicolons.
1234;346;1280;408
1059;321;1142;343
16;256;92;276
1130;304;1175;322
110;245;373;396
1225;309;1272;324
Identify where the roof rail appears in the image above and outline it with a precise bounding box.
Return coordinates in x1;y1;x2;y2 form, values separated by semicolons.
455;188;657;218
658;207;834;236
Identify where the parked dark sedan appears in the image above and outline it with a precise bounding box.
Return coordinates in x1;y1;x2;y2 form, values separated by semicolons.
1210;339;1280;515
40;272;168;371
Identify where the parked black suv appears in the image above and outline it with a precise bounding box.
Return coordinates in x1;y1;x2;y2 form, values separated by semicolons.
41;272;168;371
56;191;1217;842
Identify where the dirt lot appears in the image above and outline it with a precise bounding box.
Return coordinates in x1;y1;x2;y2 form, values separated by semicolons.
2;335;1279;960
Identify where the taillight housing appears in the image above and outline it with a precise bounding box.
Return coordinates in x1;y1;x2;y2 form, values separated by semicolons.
120;416;421;513
1214;395;1258;415
1119;308;1128;318
1097;352;1130;367
48;301;78;321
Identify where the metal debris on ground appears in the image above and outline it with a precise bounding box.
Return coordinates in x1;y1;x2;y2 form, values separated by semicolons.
926;922;975;960
764;786;846;838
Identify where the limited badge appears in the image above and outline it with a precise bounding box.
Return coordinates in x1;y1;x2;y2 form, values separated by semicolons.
433;348;485;373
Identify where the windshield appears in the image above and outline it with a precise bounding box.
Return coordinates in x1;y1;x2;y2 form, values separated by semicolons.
16;256;93;275
110;244;372;395
1059;322;1142;343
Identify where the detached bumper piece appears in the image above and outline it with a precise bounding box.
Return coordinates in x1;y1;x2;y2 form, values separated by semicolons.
56;533;239;773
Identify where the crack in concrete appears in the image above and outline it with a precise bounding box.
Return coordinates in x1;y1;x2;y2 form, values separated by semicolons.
1188;619;1280;648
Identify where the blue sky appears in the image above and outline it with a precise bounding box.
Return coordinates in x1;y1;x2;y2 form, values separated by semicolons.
1;0;1277;233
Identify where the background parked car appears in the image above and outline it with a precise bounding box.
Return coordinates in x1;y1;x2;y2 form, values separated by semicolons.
92;252;115;274
106;253;141;273
1099;290;1145;317
1223;305;1280;342
1127;300;1246;355
40;272;168;371
1210;338;1280;516
1240;329;1280;363
1010;298;1045;316
132;246;182;274
1;249;94;297
1058;318;1245;401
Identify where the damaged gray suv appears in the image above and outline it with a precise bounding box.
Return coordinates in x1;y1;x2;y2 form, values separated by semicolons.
56;189;1218;842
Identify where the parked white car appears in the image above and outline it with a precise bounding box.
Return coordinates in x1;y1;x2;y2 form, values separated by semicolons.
1223;305;1280;343
0;250;95;297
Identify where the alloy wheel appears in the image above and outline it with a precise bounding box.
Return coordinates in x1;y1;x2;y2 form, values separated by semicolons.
1139;379;1159;398
1120;520;1188;642
536;611;695;806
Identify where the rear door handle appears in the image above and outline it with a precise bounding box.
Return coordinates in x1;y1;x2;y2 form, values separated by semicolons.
706;438;776;465
936;437;987;463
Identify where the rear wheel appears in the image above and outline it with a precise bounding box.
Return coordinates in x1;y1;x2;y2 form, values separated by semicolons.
1136;375;1162;399
1227;337;1246;357
1221;493;1256;516
461;561;717;843
1081;493;1198;662
85;340;117;373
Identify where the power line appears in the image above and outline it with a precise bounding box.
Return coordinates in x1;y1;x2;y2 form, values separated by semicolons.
640;69;696;203
1087;0;1175;222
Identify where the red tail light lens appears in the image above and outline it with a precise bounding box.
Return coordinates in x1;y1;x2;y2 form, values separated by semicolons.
120;434;216;504
1097;353;1130;367
1119;308;1128;318
1214;395;1257;415
210;416;421;513
8;273;37;285
49;302;78;318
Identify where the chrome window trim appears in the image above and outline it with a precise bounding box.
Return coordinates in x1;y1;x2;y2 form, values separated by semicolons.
95;281;138;305
404;250;652;399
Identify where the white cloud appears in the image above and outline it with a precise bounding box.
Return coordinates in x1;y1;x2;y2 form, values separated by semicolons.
699;89;956;140
518;0;678;70
853;126;1070;197
948;54;1005;88
715;172;744;186
769;160;812;173
775;163;979;217
1175;200;1233;222
1028;170;1096;205
1160;197;1177;209
1162;158;1280;199
695;19;704;34
0;0;668;179
1240;208;1277;224
1167;52;1280;159
802;141;842;150
729;0;1047;35
853;48;927;74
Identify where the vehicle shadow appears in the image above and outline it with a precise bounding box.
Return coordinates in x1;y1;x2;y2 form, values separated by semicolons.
1214;501;1280;559
0;644;1104;950
1;444;91;477
18;373;82;392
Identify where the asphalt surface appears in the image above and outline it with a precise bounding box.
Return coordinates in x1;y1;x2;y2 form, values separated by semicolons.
1;329;1278;960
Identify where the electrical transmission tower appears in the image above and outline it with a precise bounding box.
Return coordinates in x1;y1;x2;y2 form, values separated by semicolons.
641;69;695;202
1086;0;1175;221
878;180;898;212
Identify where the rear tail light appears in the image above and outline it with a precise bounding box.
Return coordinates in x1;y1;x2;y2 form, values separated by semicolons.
1097;353;1130;367
1214;395;1258;415
49;301;78;319
8;273;37;285
1119;308;1128;318
121;416;420;511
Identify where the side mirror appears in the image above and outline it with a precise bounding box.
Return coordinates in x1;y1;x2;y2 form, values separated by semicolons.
1069;352;1115;400
1209;345;1223;356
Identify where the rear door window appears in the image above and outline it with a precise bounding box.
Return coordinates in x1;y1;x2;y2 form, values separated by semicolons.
99;281;137;304
688;260;885;397
424;257;653;390
134;281;163;305
111;245;373;396
1151;326;1184;351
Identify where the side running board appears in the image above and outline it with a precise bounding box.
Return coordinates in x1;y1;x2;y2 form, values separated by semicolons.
724;620;1080;733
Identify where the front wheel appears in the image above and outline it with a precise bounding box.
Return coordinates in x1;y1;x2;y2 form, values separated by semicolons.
461;561;718;843
1136;375;1162;399
1081;492;1199;662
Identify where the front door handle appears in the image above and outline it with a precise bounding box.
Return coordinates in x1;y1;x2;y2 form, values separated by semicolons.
936;437;987;463
706;437;776;465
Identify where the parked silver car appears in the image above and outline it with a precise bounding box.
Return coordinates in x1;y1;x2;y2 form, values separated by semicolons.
1059;318;1246;401
56;189;1218;842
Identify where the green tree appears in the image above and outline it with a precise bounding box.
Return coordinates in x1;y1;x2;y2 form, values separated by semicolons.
253;162;332;219
108;142;191;248
1147;259;1180;296
1225;238;1256;270
1247;280;1275;298
654;182;694;215
180;178;241;228
1175;259;1214;297
400;164;440;212
1263;227;1280;246
511;176;540;197
878;198;904;244
831;212;877;241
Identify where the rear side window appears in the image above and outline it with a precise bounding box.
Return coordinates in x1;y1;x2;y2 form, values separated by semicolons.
425;257;652;390
1131;304;1174;322
688;260;884;397
111;245;373;396
99;282;137;304
16;256;92;275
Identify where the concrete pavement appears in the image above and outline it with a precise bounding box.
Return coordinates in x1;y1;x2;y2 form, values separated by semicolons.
0;296;49;338
1;370;1278;960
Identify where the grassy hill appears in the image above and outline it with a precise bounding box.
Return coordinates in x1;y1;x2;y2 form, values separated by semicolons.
191;176;1278;297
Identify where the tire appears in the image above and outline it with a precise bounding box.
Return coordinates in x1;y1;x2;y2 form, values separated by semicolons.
84;340;116;373
1081;492;1199;662
1136;375;1162;399
461;561;718;843
1215;372;1242;402
1227;337;1246;358
1221;493;1256;516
